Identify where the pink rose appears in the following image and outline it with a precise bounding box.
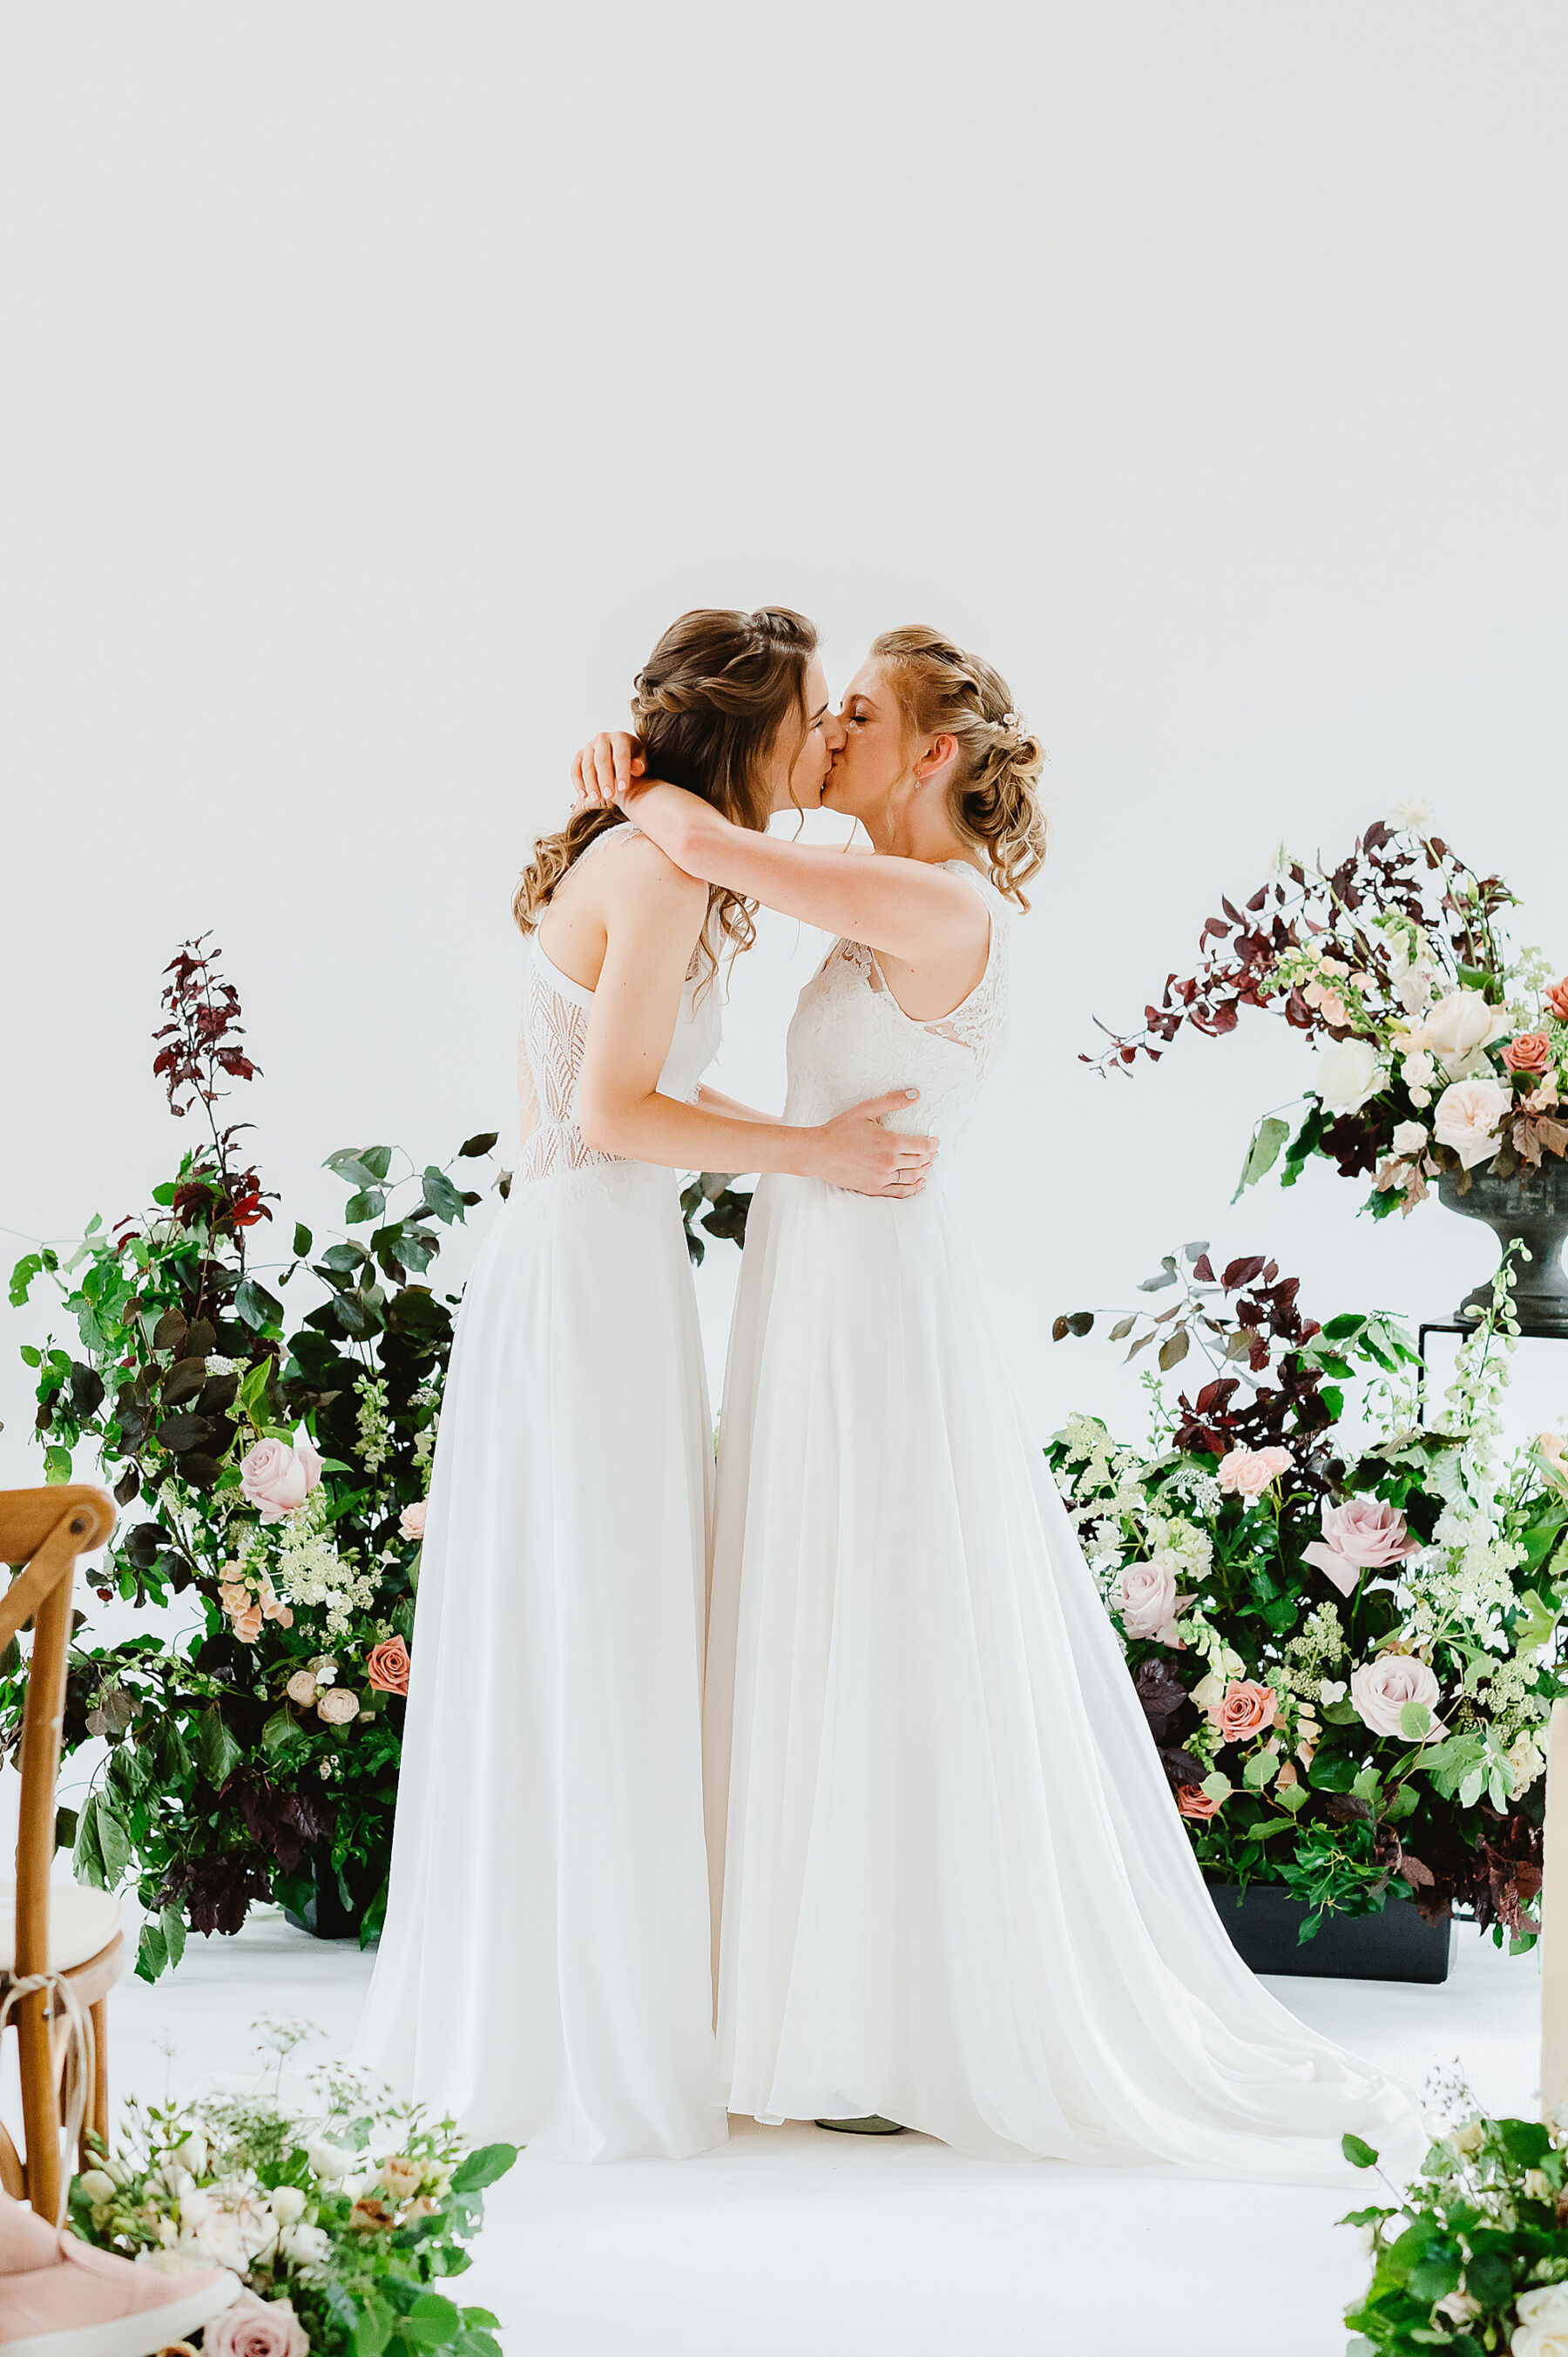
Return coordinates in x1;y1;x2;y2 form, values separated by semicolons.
1208;1680;1278;1744
366;1636;411;1697
1117;1560;1179;1640
398;1500;427;1542
1503;1032;1553;1074
205;2296;309;2357
240;1436;323;1523
1349;1651;1443;1742
1176;1784;1221;1821
1301;1497;1420;1596
317;1687;360;1726
1432;1076;1511;1169
1217;1446;1293;1499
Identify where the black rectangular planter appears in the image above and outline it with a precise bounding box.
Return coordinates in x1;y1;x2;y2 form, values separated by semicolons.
1206;1880;1453;1984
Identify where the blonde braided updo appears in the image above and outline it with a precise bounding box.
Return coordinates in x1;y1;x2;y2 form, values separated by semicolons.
513;606;819;979
869;625;1047;904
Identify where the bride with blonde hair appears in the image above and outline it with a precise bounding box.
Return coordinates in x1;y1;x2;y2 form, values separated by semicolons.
359;607;936;2163
572;623;1420;2177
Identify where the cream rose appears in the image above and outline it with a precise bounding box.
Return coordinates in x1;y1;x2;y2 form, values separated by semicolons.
1116;1560;1179;1640
398;1500;427;1542
204;2295;309;2357
1410;986;1511;1075
240;1435;323;1523
1511;2281;1568;2357
1433;1075;1511;1169
1313;1036;1382;1113
267;2185;307;2226
285;1670;319;1707
1349;1652;1443;1741
1391;1121;1429;1157
317;1687;360;1726
380;2154;424;2199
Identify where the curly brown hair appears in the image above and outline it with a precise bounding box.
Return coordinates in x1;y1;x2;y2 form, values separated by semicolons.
513;606;819;980
869;624;1047;905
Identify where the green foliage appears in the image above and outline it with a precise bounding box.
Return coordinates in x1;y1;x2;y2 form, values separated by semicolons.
1344;2097;1568;2353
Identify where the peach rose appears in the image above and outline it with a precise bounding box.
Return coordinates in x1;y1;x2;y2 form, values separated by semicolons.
1349;1652;1443;1742
366;1636;411;1696
399;1500;427;1542
1176;1785;1221;1820
317;1687;360;1726
240;1436;323;1523
1539;1433;1565;1463
205;2297;308;2357
1409;986;1510;1073
1301;1497;1420;1596
1504;1031;1553;1074
1217;1446;1293;1499
286;1669;319;1706
379;2155;423;2199
348;2197;395;2233
1116;1560;1179;1641
1432;1075;1511;1169
1208;1680;1278;1744
1547;979;1568;1025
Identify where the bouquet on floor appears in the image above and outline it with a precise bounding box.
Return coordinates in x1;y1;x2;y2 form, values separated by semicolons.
1048;1245;1568;1942
1088;809;1568;1217
1342;2080;1568;2354
6;940;505;1973
70;2019;515;2357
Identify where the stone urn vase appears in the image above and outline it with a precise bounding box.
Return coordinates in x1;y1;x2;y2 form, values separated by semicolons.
1438;1158;1568;1336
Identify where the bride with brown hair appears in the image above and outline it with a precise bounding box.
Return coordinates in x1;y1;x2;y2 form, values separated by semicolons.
572;624;1420;2178
358;606;936;2162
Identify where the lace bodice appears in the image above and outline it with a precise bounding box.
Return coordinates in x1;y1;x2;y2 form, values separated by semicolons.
781;861;1010;1150
516;829;722;1186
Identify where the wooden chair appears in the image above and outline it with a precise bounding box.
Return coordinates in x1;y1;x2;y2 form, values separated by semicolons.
0;1486;124;2220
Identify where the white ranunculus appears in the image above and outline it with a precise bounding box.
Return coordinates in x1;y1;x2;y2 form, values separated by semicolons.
1434;1076;1512;1169
306;2137;355;2184
1313;1036;1383;1113
279;2221;332;2267
268;2184;307;2226
1391;1121;1429;1157
1511;2279;1568;2357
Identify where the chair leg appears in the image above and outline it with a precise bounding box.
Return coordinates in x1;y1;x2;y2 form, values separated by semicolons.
0;2123;25;2204
86;2001;109;2164
17;1986;59;2223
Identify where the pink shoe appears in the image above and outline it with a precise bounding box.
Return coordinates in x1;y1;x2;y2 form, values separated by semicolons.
0;2216;239;2357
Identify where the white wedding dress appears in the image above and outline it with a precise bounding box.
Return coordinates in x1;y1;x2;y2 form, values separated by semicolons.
704;860;1421;2178
358;827;727;2161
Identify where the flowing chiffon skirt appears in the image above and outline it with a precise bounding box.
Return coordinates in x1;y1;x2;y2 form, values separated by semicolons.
704;1169;1423;2179
358;1163;726;2161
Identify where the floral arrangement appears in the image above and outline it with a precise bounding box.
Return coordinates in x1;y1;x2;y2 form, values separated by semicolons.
1049;1243;1568;1940
1088;810;1568;1217
1342;2082;1568;2354
5;941;504;1972
70;2018;515;2357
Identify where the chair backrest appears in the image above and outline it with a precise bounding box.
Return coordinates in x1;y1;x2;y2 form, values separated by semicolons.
0;1489;115;1982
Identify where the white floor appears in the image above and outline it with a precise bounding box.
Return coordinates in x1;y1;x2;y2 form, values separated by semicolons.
84;1908;1539;2357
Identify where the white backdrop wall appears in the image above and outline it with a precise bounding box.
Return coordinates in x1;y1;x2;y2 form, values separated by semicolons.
3;3;1567;1514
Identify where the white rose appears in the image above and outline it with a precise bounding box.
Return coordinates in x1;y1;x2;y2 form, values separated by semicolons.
1512;2280;1568;2357
1401;1046;1436;1088
306;2139;355;2184
177;2186;211;2228
172;2131;207;2178
1446;2116;1486;2156
77;2168;117;2204
1410;987;1511;1076
1434;1076;1511;1169
1313;1036;1383;1113
1391;1121;1429;1157
279;2221;332;2267
268;2185;307;2225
